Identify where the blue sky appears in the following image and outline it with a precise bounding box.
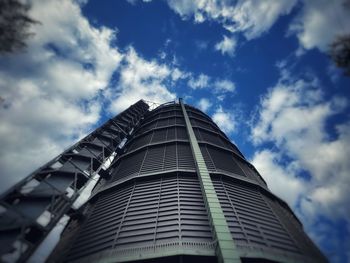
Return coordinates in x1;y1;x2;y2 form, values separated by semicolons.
0;0;350;262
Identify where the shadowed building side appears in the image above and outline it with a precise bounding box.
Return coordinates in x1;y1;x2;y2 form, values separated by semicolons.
54;101;327;263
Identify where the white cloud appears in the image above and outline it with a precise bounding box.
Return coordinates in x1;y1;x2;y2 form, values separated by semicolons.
289;0;350;52
252;66;350;253
214;79;235;93
0;0;122;193
165;1;199;21
0;0;196;195
166;0;297;39
251;150;305;206
197;98;212;112
188;75;235;96
195;40;209;50
212;106;236;134
107;47;177;113
215;35;236;57
327;63;342;83
0;0;201;195
0;0;228;195
251;74;331;144
159;51;166;60
252;143;350;262
171;68;188;81
188;73;210;89
165;0;350;55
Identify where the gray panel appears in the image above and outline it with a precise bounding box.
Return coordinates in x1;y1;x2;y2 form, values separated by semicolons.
128;132;153;151
140;146;165;174
65;174;213;262
212;177;306;256
207;146;245;176
111;142;196;183
111;150;146;181
163;144;177;171
264;196;328;262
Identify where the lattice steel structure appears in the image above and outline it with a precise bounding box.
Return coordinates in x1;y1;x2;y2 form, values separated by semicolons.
1;99;328;263
0;100;149;263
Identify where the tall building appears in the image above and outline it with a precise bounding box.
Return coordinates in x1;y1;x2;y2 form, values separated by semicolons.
0;100;327;263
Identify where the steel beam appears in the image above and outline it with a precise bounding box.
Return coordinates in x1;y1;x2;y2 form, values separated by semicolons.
0;100;149;263
179;99;240;263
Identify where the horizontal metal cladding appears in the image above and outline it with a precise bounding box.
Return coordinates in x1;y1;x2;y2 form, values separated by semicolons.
193;127;235;151
131;103;240;161
106;103;266;189
127;125;189;152
144;103;182;117
181;105;267;188
199;144;245;176
264;196;328;262
103;104;197;186
135;116;186;136
109;142;196;184
134;103;241;157
199;144;267;188
64;174;214;262
142;107;183;125
211;175;326;262
191;122;238;155
184;104;217;124
185;105;233;142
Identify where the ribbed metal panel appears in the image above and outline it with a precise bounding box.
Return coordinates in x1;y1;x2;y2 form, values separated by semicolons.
65;174;214;262
109;142;195;184
211;175;327;262
213;177;300;252
264;196;327;260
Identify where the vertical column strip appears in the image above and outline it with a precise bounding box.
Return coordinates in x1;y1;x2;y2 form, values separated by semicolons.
179;99;240;263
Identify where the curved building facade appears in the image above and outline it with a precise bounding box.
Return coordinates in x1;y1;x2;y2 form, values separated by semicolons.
54;101;327;263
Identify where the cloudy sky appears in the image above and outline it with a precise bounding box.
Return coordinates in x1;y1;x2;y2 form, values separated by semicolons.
0;0;350;262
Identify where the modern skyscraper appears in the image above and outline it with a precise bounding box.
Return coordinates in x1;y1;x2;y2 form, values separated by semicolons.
0;100;327;263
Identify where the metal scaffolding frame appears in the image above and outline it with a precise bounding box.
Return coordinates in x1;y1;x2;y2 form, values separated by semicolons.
0;100;149;263
180;98;240;263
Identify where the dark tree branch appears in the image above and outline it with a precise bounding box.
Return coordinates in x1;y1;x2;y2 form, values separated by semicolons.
328;34;350;76
0;0;39;53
